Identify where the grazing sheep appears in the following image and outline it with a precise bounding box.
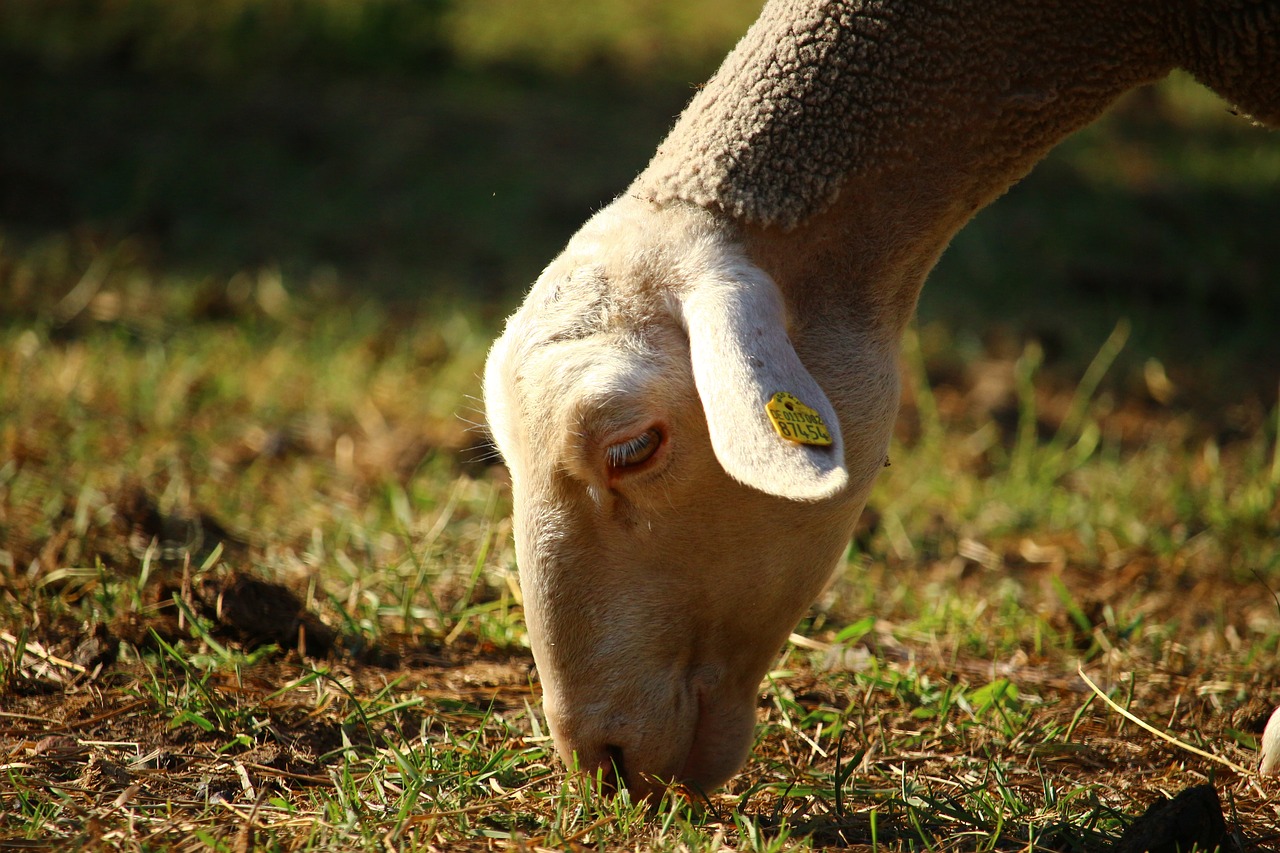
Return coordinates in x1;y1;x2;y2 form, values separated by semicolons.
483;0;1279;797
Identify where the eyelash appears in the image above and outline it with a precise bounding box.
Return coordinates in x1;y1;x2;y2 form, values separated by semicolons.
605;428;662;471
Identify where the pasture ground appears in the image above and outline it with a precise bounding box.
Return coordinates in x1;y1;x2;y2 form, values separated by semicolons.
3;2;1280;850
3;241;1278;851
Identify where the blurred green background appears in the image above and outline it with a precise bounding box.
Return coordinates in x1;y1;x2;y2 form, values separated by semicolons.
2;0;1277;405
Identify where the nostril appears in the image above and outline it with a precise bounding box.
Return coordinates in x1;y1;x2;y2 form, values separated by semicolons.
602;743;627;794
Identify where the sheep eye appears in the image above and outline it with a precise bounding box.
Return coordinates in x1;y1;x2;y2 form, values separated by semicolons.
605;428;662;471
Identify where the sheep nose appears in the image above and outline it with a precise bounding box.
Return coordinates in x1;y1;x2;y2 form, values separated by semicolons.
578;743;629;795
598;744;625;795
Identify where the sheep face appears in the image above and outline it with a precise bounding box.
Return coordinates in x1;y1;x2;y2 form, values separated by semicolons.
483;198;897;796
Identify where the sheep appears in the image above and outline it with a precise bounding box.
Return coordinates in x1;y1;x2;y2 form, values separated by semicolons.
482;0;1279;798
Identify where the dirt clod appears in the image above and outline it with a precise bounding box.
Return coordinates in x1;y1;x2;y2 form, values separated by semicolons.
1112;784;1227;853
114;482;249;566
198;570;336;657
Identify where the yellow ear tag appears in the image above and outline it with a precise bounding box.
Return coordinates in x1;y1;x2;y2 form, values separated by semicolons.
765;392;833;446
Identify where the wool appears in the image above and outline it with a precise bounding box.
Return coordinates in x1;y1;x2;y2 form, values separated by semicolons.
633;0;1277;230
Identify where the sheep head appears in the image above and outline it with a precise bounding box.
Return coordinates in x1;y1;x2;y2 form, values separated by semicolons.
483;196;898;796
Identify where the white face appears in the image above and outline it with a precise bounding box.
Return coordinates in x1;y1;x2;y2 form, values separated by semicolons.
482;199;897;796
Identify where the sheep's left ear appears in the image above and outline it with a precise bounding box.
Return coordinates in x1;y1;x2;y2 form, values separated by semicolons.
679;267;847;501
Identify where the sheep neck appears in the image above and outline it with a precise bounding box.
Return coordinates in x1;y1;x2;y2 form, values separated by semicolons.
632;0;1219;332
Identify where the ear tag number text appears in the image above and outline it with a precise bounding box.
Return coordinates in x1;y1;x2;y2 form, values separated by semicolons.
765;392;833;446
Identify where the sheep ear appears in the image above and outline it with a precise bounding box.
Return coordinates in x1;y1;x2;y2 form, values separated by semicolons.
679;271;847;501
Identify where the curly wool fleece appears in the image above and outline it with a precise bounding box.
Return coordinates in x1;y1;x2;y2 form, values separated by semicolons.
633;0;1278;231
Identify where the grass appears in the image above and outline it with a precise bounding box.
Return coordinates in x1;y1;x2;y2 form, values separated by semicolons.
3;1;1280;850
3;224;1278;851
